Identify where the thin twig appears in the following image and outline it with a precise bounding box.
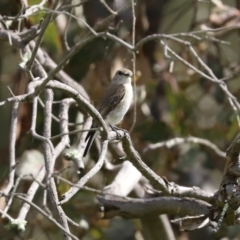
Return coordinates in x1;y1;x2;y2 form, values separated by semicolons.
27;0;60;70
129;0;136;132
143;136;226;158
16;194;78;240
29;98;54;153
17;167;45;221
99;0;117;15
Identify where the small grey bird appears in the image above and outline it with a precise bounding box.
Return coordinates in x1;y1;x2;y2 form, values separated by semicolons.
83;68;133;157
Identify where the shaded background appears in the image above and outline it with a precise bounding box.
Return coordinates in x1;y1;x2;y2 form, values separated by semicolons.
0;0;240;239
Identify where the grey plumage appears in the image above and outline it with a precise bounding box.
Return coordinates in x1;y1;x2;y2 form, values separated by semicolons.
83;68;133;157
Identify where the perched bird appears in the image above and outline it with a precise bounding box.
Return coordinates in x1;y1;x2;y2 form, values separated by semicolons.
83;68;133;157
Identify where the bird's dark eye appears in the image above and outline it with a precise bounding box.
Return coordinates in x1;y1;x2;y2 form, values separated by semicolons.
118;70;130;77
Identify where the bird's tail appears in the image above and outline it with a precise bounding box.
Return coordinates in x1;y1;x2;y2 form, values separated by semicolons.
83;130;97;157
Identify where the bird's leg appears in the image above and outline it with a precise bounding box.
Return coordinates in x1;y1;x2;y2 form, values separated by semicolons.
113;125;128;135
112;125;129;135
109;124;122;140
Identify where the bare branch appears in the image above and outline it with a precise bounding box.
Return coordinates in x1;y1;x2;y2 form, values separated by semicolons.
43;88;72;240
97;195;211;219
122;133;214;203
1;102;19;202
59;140;108;204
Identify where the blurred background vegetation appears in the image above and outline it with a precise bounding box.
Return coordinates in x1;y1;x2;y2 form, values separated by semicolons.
0;0;240;239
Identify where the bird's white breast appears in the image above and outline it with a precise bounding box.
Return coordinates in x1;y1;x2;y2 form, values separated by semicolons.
105;83;133;125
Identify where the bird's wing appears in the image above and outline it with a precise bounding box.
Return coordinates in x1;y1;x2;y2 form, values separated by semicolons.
98;83;126;118
84;84;125;157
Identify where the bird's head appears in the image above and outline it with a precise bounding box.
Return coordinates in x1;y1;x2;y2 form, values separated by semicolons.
112;68;133;84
